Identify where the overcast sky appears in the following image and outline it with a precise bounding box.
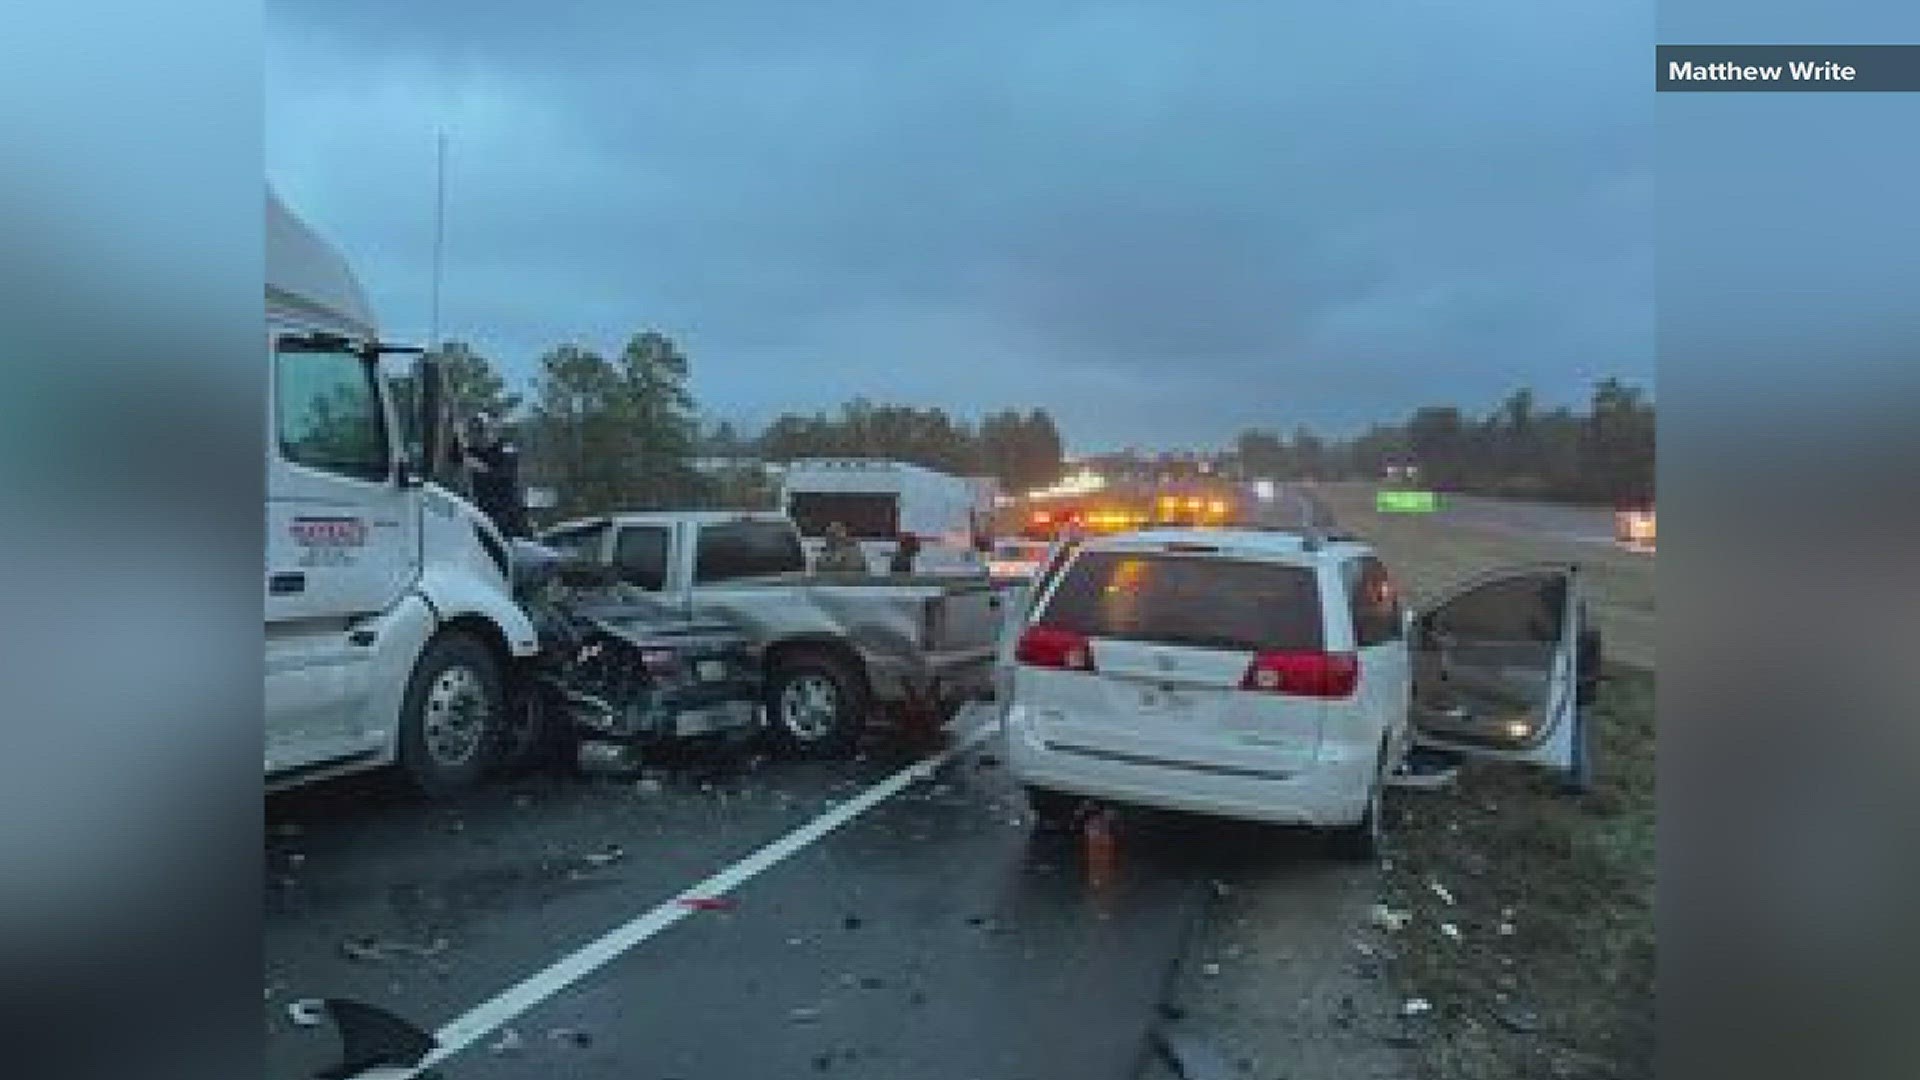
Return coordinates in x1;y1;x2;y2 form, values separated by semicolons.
266;0;1651;452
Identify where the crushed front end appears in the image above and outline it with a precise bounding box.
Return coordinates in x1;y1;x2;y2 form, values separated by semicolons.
514;549;763;774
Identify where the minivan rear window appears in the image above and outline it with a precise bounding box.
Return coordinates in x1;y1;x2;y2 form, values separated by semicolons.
1036;552;1323;652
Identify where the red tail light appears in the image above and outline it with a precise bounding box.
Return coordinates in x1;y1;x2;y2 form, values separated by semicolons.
1016;626;1097;672
1241;650;1358;698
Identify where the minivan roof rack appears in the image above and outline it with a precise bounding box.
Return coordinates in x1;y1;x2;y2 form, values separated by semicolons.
1226;523;1359;549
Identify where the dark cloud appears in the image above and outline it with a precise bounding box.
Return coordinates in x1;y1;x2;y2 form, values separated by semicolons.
267;0;1651;448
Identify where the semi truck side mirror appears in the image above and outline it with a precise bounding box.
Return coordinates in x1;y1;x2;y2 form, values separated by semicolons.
396;455;425;489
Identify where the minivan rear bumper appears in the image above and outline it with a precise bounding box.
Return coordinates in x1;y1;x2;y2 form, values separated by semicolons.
1003;705;1373;828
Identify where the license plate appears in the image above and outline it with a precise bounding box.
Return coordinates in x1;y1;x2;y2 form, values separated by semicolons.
697;660;728;682
1139;687;1187;712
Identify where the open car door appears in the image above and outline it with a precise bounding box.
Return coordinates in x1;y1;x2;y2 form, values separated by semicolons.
1409;564;1585;771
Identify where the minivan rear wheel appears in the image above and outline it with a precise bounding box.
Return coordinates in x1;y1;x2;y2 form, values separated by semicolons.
1025;786;1083;834
1329;749;1386;862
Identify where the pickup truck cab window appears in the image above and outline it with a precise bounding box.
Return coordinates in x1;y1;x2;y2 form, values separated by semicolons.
695;521;807;584
614;526;671;591
543;521;611;564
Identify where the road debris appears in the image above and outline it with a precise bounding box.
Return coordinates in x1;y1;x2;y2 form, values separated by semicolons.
487;1028;524;1054
633;776;665;796
582;844;625;867
297;998;440;1077
338;936;450;963
678;896;735;911
1369;904;1411;932
842;914;863;930
1201;962;1222;977
547;1027;593;1048
1438;922;1463;943
788;1006;823;1024
1491;1001;1543;1034
1150;1024;1236;1080
1400;997;1433;1018
1497;921;1517;936
1428;880;1455;905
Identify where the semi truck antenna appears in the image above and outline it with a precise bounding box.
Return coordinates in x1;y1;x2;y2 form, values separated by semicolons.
430;130;447;350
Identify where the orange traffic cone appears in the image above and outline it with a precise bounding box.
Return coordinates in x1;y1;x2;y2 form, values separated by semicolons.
1084;806;1117;889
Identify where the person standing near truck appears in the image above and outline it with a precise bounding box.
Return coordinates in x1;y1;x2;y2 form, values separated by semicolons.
462;413;528;538
814;521;868;572
889;532;922;574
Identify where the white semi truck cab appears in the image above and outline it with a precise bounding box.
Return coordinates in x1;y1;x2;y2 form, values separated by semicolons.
265;190;539;796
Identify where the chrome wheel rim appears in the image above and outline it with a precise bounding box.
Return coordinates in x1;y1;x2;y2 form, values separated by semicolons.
423;665;490;767
778;674;840;741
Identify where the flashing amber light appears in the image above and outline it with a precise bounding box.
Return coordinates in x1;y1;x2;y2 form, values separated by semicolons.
1032;511;1052;525
1186;498;1203;511
1208;500;1227;515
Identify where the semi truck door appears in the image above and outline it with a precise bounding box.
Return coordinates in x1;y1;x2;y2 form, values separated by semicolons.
265;338;421;771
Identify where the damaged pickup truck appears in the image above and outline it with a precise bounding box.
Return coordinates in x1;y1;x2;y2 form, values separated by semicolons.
539;511;1005;755
501;541;765;775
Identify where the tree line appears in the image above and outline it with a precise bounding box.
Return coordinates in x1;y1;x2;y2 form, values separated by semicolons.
421;332;1069;520
1228;378;1654;504
422;332;1650;515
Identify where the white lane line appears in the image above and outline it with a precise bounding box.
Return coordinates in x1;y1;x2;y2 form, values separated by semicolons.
402;716;1000;1076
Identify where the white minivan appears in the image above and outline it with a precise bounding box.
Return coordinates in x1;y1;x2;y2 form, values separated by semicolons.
1002;527;1589;859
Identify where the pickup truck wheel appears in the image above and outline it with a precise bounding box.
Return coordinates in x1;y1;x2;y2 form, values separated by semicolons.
765;653;865;756
397;631;501;797
1025;786;1084;835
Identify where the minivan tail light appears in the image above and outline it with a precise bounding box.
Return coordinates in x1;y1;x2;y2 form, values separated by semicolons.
1241;650;1358;698
1016;626;1096;672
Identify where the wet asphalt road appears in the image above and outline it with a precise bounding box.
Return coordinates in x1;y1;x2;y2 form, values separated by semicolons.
264;706;1214;1080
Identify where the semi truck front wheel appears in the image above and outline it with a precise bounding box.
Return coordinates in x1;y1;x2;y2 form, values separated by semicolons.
397;631;501;797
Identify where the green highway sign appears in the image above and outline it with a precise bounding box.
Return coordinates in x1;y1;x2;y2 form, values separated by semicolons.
1376;489;1438;514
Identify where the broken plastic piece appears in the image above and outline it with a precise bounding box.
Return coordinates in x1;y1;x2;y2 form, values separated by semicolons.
1369;904;1412;932
300;998;438;1080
